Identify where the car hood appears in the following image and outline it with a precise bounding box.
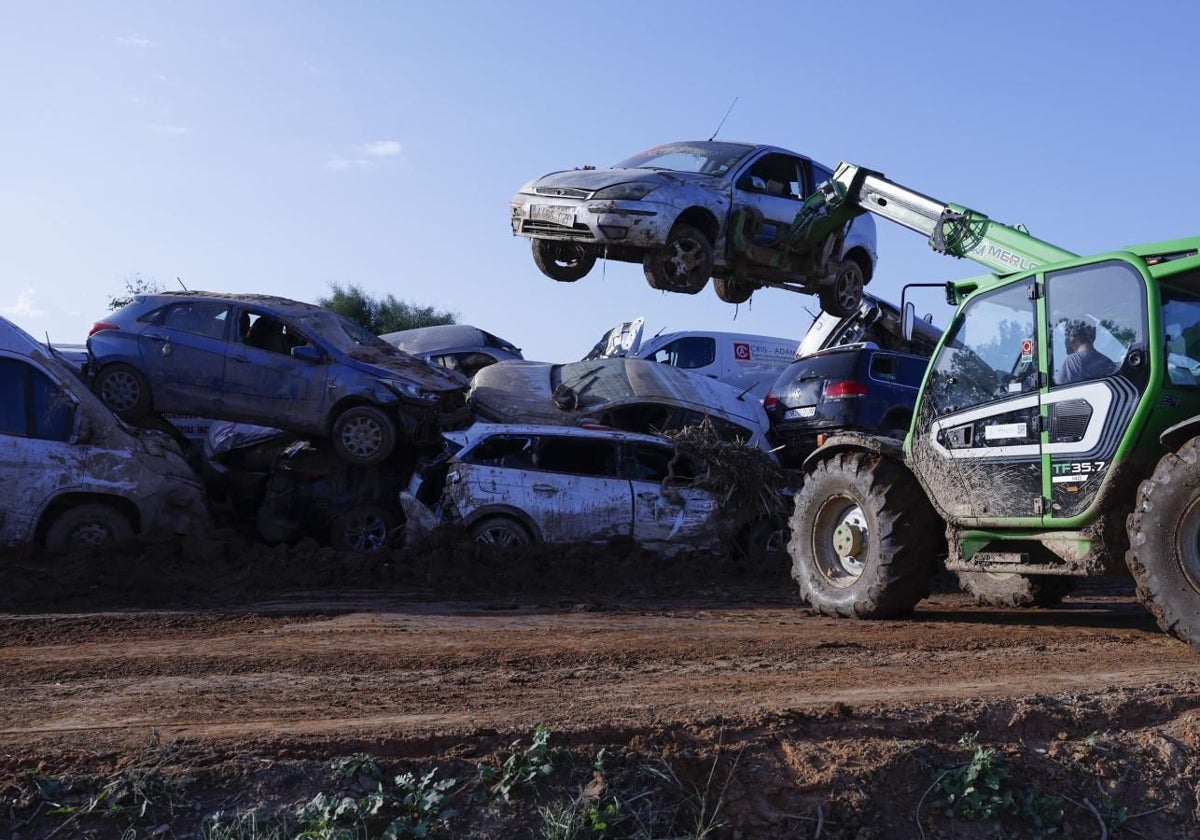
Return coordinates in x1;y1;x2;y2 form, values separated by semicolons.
531;168;725;194
470;358;766;428
343;346;468;390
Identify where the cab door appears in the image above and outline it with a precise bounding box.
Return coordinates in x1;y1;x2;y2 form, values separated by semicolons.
910;278;1045;524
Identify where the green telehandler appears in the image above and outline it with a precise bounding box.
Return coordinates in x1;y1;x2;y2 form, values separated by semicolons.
768;163;1200;648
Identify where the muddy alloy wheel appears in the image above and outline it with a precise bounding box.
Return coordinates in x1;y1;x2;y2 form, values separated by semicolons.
531;239;597;282
713;276;755;305
93;363;152;421
957;571;1075;608
789;451;940;618
330;504;398;554
643;222;713;295
818;259;865;318
331;405;396;467
1126;437;1200;649
44;503;134;554
470;515;532;549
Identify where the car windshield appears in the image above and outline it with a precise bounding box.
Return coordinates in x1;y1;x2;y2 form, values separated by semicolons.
294;309;396;353
612;142;755;176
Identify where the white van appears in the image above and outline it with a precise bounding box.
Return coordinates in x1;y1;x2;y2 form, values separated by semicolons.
583;318;798;401
1;317;209;552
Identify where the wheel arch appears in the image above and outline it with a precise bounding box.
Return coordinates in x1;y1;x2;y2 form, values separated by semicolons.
842;245;874;284
1159;416;1200;453
801;432;906;474
674;207;720;244
35;492;141;544
460;505;543;542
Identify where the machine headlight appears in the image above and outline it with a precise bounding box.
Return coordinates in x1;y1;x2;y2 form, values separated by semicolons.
590;182;660;201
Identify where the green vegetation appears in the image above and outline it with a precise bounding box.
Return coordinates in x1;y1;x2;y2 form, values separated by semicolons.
317;282;457;334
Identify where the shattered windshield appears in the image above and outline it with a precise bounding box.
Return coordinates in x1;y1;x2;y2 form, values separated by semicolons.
296;310;395;353
612;142;755;176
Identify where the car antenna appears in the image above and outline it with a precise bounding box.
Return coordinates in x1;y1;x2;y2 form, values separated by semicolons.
175;276;189;291
708;96;738;142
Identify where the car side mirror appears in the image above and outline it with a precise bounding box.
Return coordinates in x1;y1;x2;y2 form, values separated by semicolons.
291;345;323;362
902;302;916;343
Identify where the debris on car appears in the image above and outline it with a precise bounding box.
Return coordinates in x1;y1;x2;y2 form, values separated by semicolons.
379;323;524;378
511;140;877;314
87;291;471;467
1;315;210;553
468;357;775;452
408;421;776;555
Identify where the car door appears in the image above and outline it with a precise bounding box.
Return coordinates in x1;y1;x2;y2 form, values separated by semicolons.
0;356;82;543
621;442;719;545
733;152;811;243
526;435;630;541
222;309;327;428
137;300;233;414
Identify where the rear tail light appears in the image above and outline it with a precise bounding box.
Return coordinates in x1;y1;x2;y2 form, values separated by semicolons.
762;392;778;410
822;379;868;400
88;321;119;336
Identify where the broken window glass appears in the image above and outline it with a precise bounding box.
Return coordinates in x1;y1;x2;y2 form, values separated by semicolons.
536;437;617;478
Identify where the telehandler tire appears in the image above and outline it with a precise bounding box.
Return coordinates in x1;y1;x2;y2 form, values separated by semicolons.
1127;437;1200;649
956;571;1074;608
788;451;940;618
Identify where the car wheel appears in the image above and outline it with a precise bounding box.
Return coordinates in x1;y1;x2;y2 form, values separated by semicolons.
329;504;399;554
93;363;152;421
470;515;533;549
818;259;865;317
331;406;396;466
45;503;134;553
713;276;756;305
643;223;713;294
532;240;597;282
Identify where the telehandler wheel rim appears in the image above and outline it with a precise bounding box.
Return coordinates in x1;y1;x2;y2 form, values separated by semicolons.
1174;495;1200;593
813;498;868;586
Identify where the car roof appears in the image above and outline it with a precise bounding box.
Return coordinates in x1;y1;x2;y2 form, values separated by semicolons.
379;324;521;356
445;421;674;450
132;291;331;317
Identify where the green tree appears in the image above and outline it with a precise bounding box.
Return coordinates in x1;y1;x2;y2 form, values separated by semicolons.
107;274;163;311
317;282;457;334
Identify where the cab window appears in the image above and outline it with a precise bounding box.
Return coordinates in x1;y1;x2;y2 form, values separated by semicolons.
1047;261;1145;387
1161;282;1200;387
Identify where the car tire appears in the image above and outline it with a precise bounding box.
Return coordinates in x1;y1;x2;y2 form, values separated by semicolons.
93;363;152;421
532;240;597;282
956;571;1074;608
643;223;713;295
329;503;399;554
818;259;866;317
713;276;755;305
45;503;134;554
331;406;396;467
470;515;533;549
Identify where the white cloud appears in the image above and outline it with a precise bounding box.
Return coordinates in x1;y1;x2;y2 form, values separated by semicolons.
0;289;47;320
149;124;189;135
116;35;156;48
361;140;402;157
325;156;371;172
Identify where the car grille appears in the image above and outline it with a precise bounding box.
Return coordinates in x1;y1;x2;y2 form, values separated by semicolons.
534;186;590;199
520;220;596;240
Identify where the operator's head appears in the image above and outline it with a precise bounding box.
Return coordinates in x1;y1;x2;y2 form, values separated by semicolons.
1064;319;1096;350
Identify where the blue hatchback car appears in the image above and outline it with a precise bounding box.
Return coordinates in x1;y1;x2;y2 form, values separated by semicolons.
87;292;470;466
764;343;930;467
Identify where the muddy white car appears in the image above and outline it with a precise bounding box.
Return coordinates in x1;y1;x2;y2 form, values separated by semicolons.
1;316;209;552
468;358;774;452
410;422;722;551
510;140;877;313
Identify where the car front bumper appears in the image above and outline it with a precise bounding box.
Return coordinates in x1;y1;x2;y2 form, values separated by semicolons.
509;194;673;249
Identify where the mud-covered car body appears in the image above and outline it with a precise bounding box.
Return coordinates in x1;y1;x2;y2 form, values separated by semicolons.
1;316;209;551
411;422;721;551
468;358;774;452
764;344;930;466
510;140;877;299
87;292;471;465
379;324;523;378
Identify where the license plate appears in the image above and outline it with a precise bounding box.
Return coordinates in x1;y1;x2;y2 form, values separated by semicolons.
531;204;575;228
783;406;817;420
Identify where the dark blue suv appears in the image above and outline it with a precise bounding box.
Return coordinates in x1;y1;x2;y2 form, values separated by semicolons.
764;343;930;467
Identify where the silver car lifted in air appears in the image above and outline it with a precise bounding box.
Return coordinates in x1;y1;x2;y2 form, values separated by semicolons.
510;140;877;315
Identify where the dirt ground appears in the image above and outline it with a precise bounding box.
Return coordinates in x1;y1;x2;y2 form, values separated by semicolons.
2;531;1199;838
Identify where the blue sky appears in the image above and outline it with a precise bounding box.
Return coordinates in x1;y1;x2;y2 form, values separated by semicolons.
1;1;1197;362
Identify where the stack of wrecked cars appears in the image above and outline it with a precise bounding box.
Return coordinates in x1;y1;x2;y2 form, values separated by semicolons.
1;315;209;553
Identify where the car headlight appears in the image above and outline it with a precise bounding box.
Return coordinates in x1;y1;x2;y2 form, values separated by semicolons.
387;379;441;404
589;182;660;201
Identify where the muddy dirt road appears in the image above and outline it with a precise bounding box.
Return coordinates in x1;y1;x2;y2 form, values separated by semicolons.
2;542;1200;835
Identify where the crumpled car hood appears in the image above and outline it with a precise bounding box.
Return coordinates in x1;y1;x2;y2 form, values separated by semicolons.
532;168;725;193
345;347;468;390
